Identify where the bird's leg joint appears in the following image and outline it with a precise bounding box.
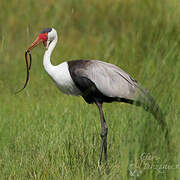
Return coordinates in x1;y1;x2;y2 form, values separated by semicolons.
100;126;108;138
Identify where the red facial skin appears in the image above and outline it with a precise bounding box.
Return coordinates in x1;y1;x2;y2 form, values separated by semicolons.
27;33;48;51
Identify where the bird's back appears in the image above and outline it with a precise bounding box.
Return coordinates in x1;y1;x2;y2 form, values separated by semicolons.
68;59;140;101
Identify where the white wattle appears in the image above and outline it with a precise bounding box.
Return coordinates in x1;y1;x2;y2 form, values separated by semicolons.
43;29;81;96
52;62;81;95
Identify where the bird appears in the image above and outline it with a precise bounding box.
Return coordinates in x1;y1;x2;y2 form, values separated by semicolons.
24;27;168;165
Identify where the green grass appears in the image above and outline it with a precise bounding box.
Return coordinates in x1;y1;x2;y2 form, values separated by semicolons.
0;0;180;179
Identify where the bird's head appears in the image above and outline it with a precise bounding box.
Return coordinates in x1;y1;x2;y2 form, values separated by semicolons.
15;28;57;94
27;27;57;51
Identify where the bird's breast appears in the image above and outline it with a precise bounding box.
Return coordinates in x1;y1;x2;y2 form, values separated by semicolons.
50;62;82;96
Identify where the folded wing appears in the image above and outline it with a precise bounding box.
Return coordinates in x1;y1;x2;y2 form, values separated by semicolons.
79;60;139;100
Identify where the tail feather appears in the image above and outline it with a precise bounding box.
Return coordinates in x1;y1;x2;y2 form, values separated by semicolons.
136;86;169;142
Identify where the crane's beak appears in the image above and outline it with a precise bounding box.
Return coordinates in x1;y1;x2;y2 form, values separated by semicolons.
16;33;48;94
27;33;48;52
27;37;43;51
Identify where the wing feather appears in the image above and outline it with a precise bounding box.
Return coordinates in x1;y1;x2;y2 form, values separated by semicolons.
79;60;139;100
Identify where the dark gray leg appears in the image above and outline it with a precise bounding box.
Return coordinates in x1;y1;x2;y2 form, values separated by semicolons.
95;101;108;165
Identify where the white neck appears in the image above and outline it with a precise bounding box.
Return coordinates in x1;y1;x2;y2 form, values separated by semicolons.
43;36;58;76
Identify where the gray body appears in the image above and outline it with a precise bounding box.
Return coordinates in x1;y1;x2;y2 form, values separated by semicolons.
68;60;147;104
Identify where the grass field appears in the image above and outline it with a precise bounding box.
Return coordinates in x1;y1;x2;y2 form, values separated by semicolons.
0;0;180;179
